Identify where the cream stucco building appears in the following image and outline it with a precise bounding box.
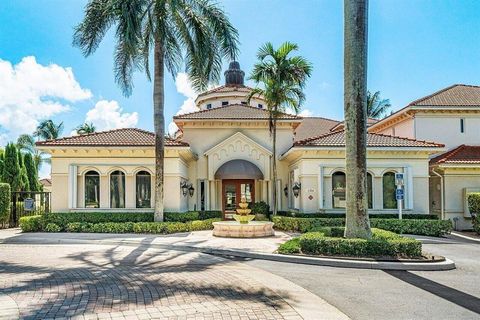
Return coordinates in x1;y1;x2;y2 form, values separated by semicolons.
38;63;480;229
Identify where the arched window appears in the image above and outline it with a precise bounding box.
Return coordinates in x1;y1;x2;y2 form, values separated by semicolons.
332;172;346;208
85;171;100;208
383;172;397;209
367;173;373;209
110;170;125;208
136;171;151;208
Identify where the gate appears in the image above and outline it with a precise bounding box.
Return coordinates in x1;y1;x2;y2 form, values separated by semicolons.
10;192;51;227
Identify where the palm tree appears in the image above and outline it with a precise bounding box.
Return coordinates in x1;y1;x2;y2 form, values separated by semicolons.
74;0;239;221
344;0;371;239
17;134;50;170
34;120;64;140
367;90;391;119
76;122;96;135
248;42;312;216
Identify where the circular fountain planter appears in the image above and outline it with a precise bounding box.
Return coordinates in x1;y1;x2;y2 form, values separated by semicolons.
212;221;275;238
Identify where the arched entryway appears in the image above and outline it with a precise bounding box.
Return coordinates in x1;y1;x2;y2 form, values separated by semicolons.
215;160;264;219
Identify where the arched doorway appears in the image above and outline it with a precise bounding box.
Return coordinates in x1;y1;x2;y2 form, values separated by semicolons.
215;160;264;219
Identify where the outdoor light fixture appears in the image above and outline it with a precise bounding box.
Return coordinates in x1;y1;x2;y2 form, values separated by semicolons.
188;184;195;197
292;182;301;198
283;185;288;197
180;181;189;197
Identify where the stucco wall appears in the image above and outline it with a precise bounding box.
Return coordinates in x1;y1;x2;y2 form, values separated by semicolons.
284;151;432;214
376;118;414;138
47;149;190;213
414;113;480;149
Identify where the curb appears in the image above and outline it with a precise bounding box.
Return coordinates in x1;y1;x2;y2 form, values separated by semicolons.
1;235;456;271
450;231;480;243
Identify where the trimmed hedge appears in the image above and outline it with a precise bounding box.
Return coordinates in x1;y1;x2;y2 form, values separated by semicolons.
276;211;438;220
473;215;480;235
272;216;452;237
279;227;422;258
0;183;10;224
467;193;480;216
19;214;220;234
36;211;222;228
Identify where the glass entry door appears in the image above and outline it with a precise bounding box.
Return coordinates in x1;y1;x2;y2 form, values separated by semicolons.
222;179;255;219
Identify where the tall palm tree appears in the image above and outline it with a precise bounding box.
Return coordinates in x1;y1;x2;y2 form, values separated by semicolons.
248;42;312;216
74;0;239;221
17;134;50;170
367;90;391;119
34;120;64;140
76;122;96;135
344;0;371;239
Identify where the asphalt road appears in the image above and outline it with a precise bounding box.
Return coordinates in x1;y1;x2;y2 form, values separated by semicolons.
241;235;480;320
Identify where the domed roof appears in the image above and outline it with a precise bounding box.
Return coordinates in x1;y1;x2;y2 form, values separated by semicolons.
224;61;245;85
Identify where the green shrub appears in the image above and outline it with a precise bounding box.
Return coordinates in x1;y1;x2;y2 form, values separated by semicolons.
64;218;221;234
165;211;199;222
472;215;480;235
272;216;452;237
19;215;43;232
198;211;222;220
252;201;269;216
370;219;452;237
276;211;438;220
298;228;422;258
44;223;62;232
0;183;11;224
278;238;301;254
467;193;480;216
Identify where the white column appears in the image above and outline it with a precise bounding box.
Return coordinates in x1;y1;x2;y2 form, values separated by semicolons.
68;165;78;209
262;181;268;202
276;179;282;210
405;166;414;210
318;166;324;209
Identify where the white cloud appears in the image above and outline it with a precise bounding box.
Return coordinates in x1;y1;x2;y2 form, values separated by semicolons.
84;100;138;131
0;56;92;144
168;73;200;136
299;109;314;117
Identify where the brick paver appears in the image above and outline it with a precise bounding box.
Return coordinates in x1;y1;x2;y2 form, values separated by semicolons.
0;244;301;319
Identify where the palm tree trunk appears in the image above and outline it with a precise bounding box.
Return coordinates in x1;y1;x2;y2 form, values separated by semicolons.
344;0;371;239
272;118;278;216
153;39;165;222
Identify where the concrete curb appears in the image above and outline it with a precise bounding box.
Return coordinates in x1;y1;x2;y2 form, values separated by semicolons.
451;231;480;243
1;235;456;271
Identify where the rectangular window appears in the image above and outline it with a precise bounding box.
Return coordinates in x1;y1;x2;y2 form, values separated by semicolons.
222;101;228;106
460;118;465;133
258;104;263;109
200;181;205;211
206;103;212;109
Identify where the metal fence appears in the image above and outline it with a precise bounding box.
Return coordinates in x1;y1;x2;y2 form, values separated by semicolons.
10;192;51;227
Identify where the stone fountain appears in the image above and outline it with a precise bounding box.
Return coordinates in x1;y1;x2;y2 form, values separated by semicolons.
212;197;274;238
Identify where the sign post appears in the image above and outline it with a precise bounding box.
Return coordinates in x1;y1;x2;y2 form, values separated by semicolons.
395;173;404;219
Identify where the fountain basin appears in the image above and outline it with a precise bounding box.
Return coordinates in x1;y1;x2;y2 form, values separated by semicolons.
212;221;275;238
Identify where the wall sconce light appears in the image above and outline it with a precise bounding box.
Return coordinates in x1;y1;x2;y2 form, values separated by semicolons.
292;182;301;198
283;185;288;197
180;181;189;197
188;184;195;197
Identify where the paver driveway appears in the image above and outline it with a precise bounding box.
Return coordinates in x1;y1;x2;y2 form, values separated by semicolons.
0;243;307;320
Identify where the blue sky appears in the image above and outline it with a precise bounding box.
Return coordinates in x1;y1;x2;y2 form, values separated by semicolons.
1;0;480;149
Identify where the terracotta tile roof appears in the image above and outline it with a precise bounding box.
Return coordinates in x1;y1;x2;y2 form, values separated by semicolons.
294;117;340;141
173;104;300;120
329;117;379;132
39;178;51;186
196;84;253;98
294;131;444;148
36;128;189;147
409;84;480;107
430;145;480;165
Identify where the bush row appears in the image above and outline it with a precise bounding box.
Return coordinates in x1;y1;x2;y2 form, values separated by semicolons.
278;227;422;258
36;211;222;228
473;215;480;235
276;211;438;220
19;215;220;234
0;183;11;225
272;216;452;237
